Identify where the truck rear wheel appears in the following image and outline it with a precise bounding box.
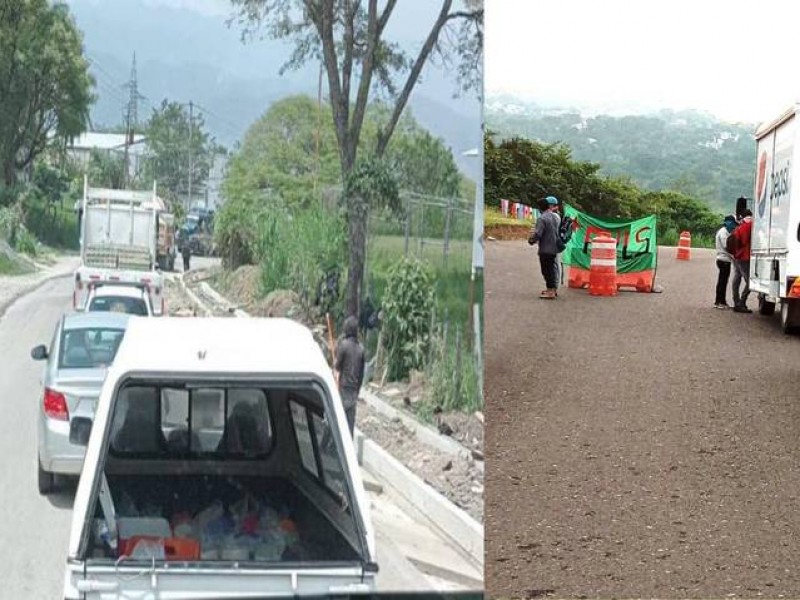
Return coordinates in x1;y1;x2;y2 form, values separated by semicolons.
781;299;800;334
758;294;776;316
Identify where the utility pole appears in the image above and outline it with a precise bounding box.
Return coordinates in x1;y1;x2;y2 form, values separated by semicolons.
188;100;193;213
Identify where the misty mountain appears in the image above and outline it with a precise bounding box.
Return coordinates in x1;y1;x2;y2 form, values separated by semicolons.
65;0;481;180
487;97;758;213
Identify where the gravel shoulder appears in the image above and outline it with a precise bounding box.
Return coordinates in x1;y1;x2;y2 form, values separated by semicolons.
485;242;800;599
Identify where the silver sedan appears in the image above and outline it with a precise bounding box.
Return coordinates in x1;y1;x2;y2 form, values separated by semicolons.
30;311;131;494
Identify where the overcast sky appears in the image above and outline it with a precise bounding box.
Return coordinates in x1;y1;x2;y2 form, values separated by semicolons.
486;0;800;124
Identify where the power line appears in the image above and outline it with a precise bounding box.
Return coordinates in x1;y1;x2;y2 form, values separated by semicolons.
192;102;243;138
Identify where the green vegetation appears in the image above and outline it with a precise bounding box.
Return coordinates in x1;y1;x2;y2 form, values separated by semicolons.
487;108;755;214
485;206;530;228
0;1;93;187
231;0;482;317
0;252;25;275
381;258;435;381
142;100;225;204
485;133;724;247
216;94;481;412
257;207;347;310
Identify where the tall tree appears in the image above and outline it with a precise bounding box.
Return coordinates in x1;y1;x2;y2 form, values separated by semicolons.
144;100;219;208
231;0;483;316
0;0;94;186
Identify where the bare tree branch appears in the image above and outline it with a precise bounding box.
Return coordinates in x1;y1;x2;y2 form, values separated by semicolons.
375;0;452;157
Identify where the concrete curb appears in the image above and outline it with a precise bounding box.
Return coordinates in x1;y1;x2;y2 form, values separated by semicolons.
175;274;213;317
354;427;484;569
0;262;79;320
360;389;484;474
199;281;249;317
195;277;484;565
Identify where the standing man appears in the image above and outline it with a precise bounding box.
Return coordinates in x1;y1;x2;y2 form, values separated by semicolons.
334;316;365;437
730;209;753;313
528;195;562;299
714;215;737;309
181;243;192;273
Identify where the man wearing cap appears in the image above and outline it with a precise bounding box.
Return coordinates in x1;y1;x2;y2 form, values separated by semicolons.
528;195;562;299
713;215;737;308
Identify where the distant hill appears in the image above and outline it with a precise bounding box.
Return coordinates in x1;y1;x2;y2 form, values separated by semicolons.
487;98;758;214
64;0;481;180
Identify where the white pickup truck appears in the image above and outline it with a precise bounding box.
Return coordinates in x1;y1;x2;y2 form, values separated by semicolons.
64;317;377;598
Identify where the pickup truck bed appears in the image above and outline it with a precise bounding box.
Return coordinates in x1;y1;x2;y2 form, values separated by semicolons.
93;474;360;563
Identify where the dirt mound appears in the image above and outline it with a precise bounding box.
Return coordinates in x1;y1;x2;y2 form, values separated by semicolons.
251;289;307;321
213;264;262;310
485;224;530;241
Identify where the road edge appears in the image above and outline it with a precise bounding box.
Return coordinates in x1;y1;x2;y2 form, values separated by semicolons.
0;266;77;321
355;430;484;571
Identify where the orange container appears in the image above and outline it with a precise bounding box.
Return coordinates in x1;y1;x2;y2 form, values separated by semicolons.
589;232;618;297
120;536;201;560
676;231;691;260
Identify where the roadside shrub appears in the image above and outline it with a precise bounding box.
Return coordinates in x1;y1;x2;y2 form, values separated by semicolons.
423;329;482;416
14;227;38;256
381;257;435;381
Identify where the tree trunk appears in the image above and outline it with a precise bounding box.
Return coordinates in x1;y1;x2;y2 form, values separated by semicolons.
345;197;367;319
2;159;15;187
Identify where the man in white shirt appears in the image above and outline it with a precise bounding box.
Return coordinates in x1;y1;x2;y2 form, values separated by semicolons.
714;215;737;309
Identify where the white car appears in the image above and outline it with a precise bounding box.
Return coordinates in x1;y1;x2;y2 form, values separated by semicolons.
65;317;376;598
84;284;154;317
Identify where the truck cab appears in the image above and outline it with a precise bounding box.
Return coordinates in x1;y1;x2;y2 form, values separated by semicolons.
64;317;377;598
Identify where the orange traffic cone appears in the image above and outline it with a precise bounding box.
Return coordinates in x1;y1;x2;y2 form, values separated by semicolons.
589;232;618;297
676;231;691;260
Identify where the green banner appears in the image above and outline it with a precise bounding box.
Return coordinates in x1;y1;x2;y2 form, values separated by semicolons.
561;205;658;273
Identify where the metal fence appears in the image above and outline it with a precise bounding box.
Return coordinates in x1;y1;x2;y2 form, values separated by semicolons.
368;191;474;271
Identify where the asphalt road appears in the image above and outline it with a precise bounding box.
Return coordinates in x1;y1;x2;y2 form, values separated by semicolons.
485;243;800;598
0;270;477;596
0;276;75;599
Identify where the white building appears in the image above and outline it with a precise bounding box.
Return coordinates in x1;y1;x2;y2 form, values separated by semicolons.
67;132;148;180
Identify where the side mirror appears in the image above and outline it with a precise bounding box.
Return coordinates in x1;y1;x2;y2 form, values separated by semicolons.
69;416;93;447
31;345;48;361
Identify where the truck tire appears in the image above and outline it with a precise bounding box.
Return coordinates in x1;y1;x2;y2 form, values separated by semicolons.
781;299;800;334
38;457;55;495
758;294;776;316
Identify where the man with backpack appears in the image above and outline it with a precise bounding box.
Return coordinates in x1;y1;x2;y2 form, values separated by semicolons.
727;209;753;313
528;195;565;299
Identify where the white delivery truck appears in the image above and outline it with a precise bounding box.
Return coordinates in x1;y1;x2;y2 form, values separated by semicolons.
751;104;800;333
64;317;377;598
75;177;168;315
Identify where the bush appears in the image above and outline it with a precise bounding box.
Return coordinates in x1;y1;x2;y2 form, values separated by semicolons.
381;257;435;381
15;227;38;256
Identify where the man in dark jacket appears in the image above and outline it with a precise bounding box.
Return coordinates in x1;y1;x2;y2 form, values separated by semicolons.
528;195;562;299
730;209;753;313
334;316;365;436
181;244;191;272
